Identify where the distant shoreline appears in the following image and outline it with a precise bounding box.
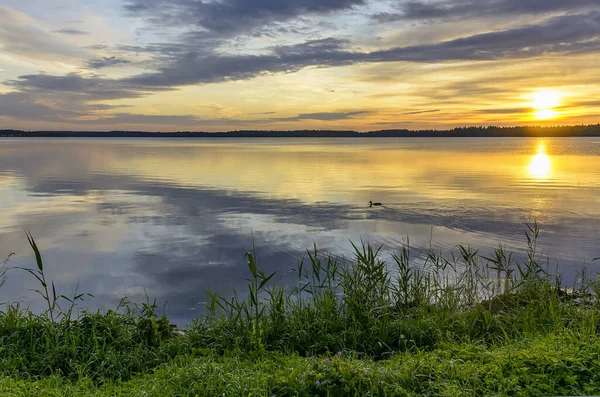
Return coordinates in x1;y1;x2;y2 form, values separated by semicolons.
2;124;600;138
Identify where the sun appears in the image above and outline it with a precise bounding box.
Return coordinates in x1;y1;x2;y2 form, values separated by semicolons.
529;90;561;120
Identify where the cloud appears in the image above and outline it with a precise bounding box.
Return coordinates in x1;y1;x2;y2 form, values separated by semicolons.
568;100;600;108
366;91;397;98
116;12;600;87
0;88;254;126
124;0;366;37
86;103;132;111
366;12;600;62
54;28;90;36
4;11;599;128
3;3;600;130
0;6;87;62
121;37;354;87
0;90;140;123
0;92;218;125
85;44;110;50
1;73;173;123
274;111;371;121
272;37;350;56
84;113;207;126
2;68;371;126
0;86;370;126
475;107;530;114
370;121;415;125
373;0;600;22
556;100;600;112
403;110;440;115
0;92;82;121
86;56;131;69
7;73;169;100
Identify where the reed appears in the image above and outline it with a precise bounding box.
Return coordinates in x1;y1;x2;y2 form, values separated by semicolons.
188;221;593;357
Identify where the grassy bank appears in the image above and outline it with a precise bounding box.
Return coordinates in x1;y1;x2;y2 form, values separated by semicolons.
1;225;599;396
2;331;600;396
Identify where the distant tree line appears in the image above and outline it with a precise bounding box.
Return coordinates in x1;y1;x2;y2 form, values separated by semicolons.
1;124;600;138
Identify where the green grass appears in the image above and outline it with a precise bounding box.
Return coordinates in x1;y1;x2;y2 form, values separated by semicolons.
2;332;600;396
1;223;599;396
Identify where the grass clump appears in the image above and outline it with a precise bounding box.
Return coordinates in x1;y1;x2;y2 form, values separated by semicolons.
189;223;596;359
0;234;183;382
0;222;599;396
0;301;182;382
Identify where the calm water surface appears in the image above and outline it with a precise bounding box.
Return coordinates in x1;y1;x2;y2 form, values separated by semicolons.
1;138;599;325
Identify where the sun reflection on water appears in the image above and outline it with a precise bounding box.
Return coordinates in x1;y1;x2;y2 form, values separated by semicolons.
528;144;552;179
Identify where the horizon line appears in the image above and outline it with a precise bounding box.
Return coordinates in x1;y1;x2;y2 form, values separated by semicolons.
2;123;600;135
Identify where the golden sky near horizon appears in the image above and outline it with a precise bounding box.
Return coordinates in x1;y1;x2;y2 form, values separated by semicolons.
0;0;599;131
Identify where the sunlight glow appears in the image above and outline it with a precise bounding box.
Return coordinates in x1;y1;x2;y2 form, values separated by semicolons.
530;90;561;120
535;109;558;120
528;144;552;179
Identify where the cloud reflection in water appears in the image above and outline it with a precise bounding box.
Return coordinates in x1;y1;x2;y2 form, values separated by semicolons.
0;138;599;326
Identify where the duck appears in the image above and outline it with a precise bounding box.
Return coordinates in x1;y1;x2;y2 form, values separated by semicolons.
369;201;383;207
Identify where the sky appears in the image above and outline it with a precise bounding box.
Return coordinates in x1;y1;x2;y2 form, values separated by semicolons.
0;0;599;131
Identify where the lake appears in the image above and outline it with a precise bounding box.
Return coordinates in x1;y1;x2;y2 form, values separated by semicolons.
1;138;599;326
